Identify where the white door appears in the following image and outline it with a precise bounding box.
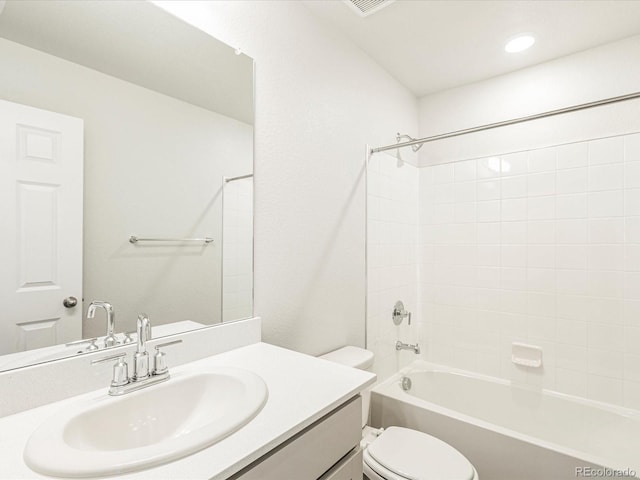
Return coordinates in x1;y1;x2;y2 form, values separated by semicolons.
0;99;83;354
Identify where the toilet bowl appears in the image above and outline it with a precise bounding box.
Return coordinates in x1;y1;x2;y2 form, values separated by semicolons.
320;346;479;480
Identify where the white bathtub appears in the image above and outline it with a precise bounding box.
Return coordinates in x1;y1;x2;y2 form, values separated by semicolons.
370;362;640;480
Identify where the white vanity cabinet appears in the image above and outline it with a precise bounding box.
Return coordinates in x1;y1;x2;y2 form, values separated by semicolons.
231;395;362;480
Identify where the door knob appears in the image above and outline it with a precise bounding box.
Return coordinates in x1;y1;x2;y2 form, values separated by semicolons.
63;296;78;308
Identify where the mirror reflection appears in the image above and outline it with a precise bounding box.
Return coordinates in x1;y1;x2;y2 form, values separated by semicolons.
0;0;254;371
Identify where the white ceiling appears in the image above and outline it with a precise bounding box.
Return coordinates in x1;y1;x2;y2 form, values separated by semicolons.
304;0;640;97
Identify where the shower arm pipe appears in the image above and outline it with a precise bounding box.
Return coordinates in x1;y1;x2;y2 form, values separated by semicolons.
370;90;640;154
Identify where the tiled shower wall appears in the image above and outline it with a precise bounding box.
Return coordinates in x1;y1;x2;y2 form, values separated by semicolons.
367;152;420;382
419;132;640;409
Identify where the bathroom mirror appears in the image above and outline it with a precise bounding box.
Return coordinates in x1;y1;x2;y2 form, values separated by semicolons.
0;1;254;371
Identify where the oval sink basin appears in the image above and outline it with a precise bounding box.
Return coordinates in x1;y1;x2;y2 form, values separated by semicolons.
24;366;268;477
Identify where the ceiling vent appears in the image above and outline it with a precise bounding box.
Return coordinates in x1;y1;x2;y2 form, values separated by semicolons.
343;0;395;18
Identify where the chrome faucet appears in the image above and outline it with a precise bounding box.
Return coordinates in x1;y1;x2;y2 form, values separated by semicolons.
87;301;118;348
396;340;420;354
133;313;151;380
91;313;181;396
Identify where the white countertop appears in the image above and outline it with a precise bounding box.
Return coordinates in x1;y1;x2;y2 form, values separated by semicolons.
0;342;375;479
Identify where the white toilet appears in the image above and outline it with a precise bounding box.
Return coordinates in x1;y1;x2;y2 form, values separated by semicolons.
320;346;479;480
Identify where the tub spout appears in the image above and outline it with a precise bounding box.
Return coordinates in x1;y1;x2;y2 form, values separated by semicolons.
396;340;420;354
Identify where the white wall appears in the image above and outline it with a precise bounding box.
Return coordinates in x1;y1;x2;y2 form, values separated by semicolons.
0;38;253;336
158;1;419;355
416;35;640;409
223;177;254;322
418;35;640;166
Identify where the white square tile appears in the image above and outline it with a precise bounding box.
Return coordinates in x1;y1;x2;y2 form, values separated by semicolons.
477;245;501;266
588;323;624;351
625;245;640;271
587;297;623;325
528;245;556;268
625;133;640;163
433;163;454;184
528;147;556;173
454;160;477;182
527;315;556;340
433;204;454;224
557;269;588;295
500;290;528;314
501;199;527;222
589;136;624;165
434;184;454;204
454;202;476;223
588;349;623;379
588;270;624;298
476;267;500;289
588;374;623;405
527;221;555;244
557;321;587;348
626;217;640;243
527;291;555;317
588;164;624;191
501;175;527;199
556;194;587;219
528;196;555;220
588;190;623;218
624;380;640;410
500;152;527;177
555;368;587;397
454;181;476;203
588;245;624;271
501;245;527;267
589;218;624;244
556;246;588;270
477;200;500;222
624;272;640;300
556;168;587;194
477;223;500;244
477;156;501;179
625;162;640;189
527;172;556;197
557;142;588;170
420;166;435;188
624;327;640;353
557;219;588;244
527;268;556;293
501;221;526;244
500;267;527;291
557;294;590;321
476;288;501;310
625;188;640;216
477;180;501;201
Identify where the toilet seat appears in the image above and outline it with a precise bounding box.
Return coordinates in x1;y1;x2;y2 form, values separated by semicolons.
363;427;476;480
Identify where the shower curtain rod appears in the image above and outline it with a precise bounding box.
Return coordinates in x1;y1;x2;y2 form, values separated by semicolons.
370;91;640;154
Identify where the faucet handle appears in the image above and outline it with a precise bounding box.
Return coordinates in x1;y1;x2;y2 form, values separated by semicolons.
122;331;135;344
65;337;99;351
153;340;182;375
91;353;129;387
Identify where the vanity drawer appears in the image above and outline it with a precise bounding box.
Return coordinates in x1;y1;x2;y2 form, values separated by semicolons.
318;448;362;480
231;395;361;480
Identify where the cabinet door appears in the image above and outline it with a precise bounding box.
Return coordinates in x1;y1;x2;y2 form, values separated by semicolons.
231;396;361;480
318;448;362;480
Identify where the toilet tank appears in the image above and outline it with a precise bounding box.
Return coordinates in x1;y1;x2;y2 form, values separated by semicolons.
319;346;374;427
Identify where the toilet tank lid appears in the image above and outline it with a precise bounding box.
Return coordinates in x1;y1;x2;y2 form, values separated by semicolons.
319;346;374;370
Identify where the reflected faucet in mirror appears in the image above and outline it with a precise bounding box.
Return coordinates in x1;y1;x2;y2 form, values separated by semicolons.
87;302;119;348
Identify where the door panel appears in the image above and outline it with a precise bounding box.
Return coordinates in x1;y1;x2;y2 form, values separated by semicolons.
0;99;83;355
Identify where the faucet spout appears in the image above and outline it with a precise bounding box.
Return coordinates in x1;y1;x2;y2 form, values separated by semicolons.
133;313;151;380
396;340;420;355
87;301;118;348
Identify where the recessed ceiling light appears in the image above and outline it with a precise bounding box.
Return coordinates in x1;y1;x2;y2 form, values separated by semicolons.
505;34;536;53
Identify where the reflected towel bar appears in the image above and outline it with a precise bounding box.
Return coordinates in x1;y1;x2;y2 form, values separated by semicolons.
129;236;213;245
